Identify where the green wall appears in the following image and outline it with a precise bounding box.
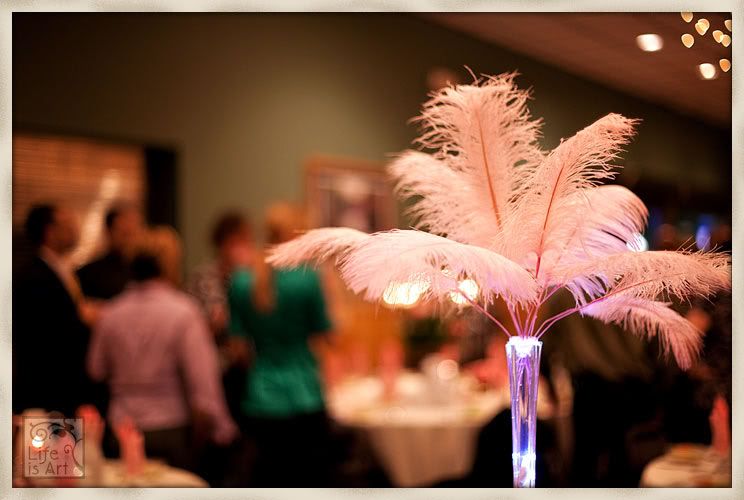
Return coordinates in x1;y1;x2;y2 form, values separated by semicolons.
13;13;730;271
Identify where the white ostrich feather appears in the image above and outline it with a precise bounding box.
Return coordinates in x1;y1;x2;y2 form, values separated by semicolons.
265;71;731;369
582;295;703;369
500;113;639;264
388;151;496;247
560;250;731;306
337;229;538;304
551;185;648;262
266;227;369;268
396;72;543;248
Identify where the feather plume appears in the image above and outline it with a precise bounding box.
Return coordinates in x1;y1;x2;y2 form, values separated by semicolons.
338;229;537;304
263;71;731;371
500;114;639;264
551;185;647;261
398;72;543;247
561;250;731;305
267;227;370;268
582;295;703;369
387;151;497;247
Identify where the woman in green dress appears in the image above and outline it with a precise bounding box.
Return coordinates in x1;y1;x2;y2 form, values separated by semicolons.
228;202;334;486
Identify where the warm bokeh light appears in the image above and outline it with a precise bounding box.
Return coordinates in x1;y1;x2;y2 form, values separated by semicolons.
436;359;459;381
725;19;732;32
719;59;731;73
698;63;717;80
721;34;731;47
681;33;695;48
382;280;429;307
680;12;693;23
636;34;663;52
695;19;709;36
712;30;724;43
31;435;44;449
449;279;479;305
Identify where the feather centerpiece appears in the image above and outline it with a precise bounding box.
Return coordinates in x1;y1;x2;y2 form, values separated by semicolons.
267;71;731;371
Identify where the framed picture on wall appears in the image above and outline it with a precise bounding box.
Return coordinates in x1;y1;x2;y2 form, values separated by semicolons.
304;155;398;232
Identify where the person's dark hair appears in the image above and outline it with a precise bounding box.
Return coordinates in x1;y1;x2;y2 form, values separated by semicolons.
105;202;136;231
24;204;57;247
130;252;161;282
211;211;250;249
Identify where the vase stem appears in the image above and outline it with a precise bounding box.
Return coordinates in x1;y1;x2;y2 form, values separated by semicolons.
506;336;542;488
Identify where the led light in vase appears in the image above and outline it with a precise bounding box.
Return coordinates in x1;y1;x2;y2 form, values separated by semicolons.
512;452;537;486
506;336;542;487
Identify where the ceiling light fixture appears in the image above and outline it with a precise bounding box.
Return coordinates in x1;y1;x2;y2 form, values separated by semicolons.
698;63;718;80
636;33;664;52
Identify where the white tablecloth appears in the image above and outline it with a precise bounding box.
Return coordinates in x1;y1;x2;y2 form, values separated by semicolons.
640;444;731;487
99;459;208;487
328;372;506;486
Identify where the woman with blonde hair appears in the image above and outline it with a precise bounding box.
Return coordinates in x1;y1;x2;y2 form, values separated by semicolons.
88;226;237;472
228;202;335;486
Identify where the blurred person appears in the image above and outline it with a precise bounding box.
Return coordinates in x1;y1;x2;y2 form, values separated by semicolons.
228;202;335;486
13;204;96;416
188;211;254;337
538;290;663;486
657;292;731;447
77;202;144;300
188;211;255;424
87;226;238;472
711;222;732;253
653;223;680;251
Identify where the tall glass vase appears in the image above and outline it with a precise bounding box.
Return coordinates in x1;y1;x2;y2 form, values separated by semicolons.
506;336;542;488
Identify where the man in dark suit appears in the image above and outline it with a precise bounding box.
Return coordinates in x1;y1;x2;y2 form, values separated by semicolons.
77;203;144;300
13;204;95;416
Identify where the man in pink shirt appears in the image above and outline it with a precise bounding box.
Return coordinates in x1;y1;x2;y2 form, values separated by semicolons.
88;237;238;471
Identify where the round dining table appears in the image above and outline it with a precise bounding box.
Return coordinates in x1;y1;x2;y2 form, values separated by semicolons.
640;443;731;487
327;370;554;487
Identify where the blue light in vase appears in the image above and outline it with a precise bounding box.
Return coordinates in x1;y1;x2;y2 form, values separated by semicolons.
512;452;536;486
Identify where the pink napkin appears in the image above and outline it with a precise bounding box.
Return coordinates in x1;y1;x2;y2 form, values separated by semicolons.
114;417;145;476
378;341;403;400
76;405;104;446
709;395;730;457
